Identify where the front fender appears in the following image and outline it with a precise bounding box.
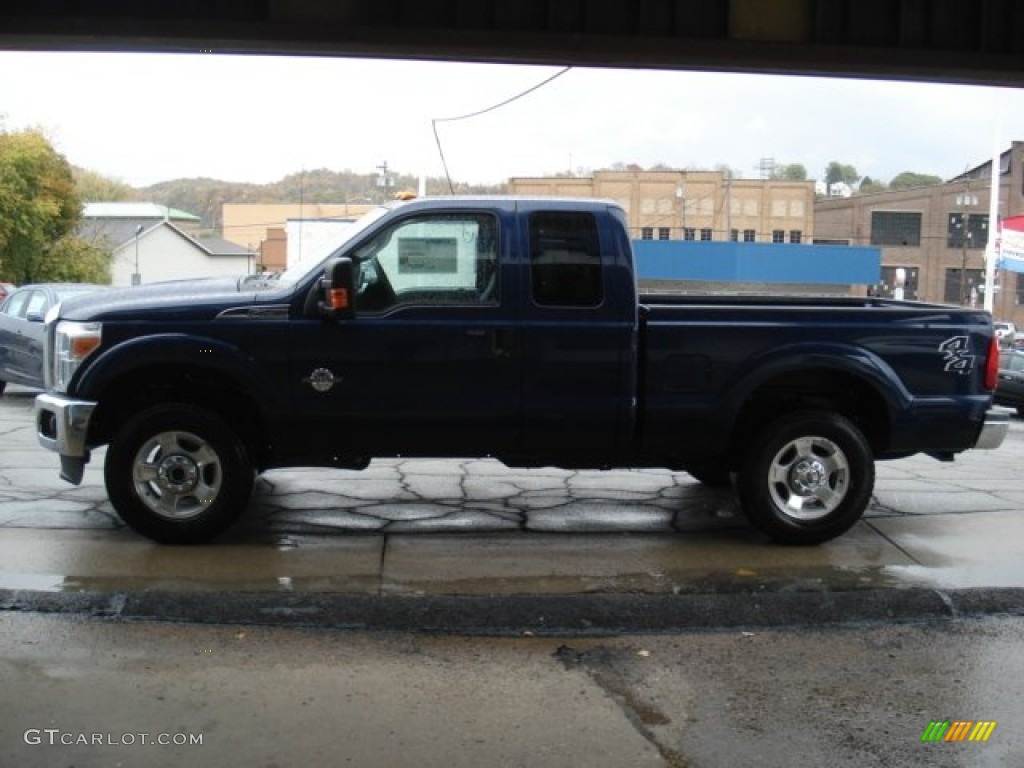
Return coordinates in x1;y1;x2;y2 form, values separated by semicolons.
72;333;285;413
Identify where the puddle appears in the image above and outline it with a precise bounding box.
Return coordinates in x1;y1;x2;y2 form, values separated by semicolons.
0;572;67;592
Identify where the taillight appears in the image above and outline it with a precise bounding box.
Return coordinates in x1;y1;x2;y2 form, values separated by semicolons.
984;336;999;391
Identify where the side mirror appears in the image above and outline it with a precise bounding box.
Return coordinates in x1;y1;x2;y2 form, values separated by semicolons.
26;311;45;323
318;256;355;320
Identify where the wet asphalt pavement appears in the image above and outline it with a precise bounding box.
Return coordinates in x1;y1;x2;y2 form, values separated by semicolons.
3;385;1024;766
2;612;1022;767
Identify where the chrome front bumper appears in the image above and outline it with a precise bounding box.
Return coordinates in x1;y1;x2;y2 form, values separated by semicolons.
975;409;1010;450
35;392;97;485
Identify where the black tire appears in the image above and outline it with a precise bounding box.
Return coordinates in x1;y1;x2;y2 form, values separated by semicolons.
104;403;253;544
1016;406;1024;419
0;380;6;396
736;410;874;545
686;462;733;488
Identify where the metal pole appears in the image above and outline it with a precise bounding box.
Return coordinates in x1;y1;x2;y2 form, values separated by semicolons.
983;120;1000;314
133;224;143;286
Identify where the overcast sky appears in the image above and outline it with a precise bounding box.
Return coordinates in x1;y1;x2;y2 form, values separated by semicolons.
0;50;1018;188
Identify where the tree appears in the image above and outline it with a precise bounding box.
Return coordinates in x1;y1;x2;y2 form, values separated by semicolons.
858;176;889;194
35;234;110;283
825;161;860;192
0;128;105;283
774;163;808;180
889;171;943;190
73;167;138;202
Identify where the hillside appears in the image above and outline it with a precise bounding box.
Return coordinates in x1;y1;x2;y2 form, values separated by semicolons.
143;170;506;231
75;167;506;233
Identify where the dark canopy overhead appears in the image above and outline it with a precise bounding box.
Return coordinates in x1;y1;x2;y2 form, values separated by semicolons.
2;0;1024;86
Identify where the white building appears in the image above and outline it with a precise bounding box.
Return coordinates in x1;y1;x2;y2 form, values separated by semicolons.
285;218;359;271
814;180;853;198
110;221;253;287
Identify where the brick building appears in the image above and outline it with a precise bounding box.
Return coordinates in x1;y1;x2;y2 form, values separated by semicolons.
815;142;1024;324
508;169;815;245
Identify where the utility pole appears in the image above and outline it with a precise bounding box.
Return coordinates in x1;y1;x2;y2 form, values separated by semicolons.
376;161;393;198
132;224;144;286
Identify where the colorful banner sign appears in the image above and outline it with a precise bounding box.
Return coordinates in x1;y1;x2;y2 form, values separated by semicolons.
999;215;1024;273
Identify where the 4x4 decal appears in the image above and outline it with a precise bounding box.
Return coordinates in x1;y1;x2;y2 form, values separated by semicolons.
939;336;974;375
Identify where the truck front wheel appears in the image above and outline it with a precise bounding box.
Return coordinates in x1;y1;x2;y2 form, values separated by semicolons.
737;411;874;545
104;404;253;544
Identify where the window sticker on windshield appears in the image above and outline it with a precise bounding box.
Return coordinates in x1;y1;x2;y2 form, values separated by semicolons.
398;238;458;274
939;336;974;375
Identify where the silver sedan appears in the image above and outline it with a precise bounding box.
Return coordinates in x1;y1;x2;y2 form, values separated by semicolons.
0;283;106;393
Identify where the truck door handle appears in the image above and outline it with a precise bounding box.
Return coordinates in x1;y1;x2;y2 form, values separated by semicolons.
464;328;513;357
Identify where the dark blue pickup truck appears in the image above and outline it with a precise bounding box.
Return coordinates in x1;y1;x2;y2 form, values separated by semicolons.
35;197;1007;544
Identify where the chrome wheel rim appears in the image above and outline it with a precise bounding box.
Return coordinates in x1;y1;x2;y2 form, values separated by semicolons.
767;435;849;521
131;430;223;520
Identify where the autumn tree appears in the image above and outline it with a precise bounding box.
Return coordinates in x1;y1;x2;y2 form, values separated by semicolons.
0;128;109;284
73;166;138;202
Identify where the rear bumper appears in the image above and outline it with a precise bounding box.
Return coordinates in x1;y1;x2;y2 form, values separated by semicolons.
975;409;1009;450
35;392;97;485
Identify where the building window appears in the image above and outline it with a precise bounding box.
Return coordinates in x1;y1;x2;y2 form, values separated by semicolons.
699;228;712;241
730;229;739;242
743;230;755;242
683;228;696;241
873;266;918;300
772;230;785;243
944;268;985;305
871;211;922;246
658;227;670;241
789;230;802;244
947;213;988;249
641;227;654;240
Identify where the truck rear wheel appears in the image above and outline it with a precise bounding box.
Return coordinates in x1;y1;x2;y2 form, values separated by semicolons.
736;410;874;545
104;403;253;544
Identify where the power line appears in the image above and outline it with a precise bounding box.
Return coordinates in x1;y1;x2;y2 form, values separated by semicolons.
432;67;572;194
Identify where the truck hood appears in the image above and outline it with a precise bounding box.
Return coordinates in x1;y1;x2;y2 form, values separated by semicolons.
58;275;291;322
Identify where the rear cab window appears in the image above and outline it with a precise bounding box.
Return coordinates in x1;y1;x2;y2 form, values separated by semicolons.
529;211;603;307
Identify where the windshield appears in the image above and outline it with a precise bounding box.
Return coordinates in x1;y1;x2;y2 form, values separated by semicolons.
273;205;393;286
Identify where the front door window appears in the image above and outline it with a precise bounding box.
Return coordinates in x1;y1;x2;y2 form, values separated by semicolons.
353;213;499;312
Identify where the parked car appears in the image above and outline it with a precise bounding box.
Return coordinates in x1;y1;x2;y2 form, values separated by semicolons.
0;283;15;302
995;349;1024;416
0;283;107;393
994;321;1017;347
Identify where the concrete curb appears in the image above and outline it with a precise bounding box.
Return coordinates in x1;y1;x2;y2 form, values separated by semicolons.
3;587;1024;635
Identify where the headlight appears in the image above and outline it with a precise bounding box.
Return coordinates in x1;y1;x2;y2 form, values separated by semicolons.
52;321;103;393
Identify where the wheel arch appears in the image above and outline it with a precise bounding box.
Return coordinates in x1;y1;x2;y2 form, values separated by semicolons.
722;345;908;463
77;336;285;469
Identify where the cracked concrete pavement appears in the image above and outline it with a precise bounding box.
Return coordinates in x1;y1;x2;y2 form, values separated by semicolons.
2;384;1024;630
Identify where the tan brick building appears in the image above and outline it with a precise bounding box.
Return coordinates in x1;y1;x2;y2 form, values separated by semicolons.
815;141;1024;324
508;170;815;245
222;203;376;271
